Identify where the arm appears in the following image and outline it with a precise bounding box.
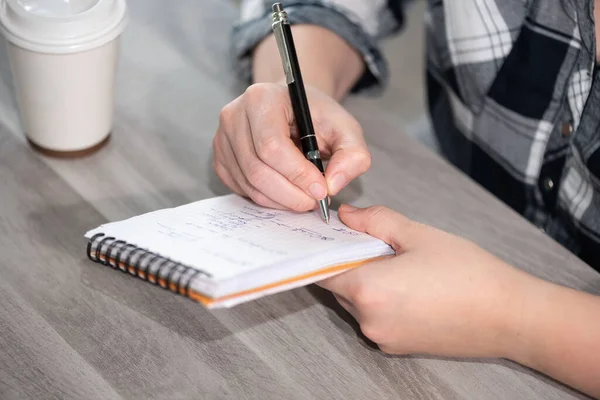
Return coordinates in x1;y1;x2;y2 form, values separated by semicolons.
233;0;407;100
512;280;600;397
252;24;363;101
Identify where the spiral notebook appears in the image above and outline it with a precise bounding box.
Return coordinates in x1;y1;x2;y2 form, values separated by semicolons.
84;194;394;308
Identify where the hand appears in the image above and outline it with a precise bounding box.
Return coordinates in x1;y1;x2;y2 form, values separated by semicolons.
212;82;371;211
317;204;533;359
318;205;600;397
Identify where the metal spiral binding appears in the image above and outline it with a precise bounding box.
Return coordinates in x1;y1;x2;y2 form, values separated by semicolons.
86;233;207;297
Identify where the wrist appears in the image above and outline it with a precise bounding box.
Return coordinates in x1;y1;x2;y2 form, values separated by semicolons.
482;264;544;362
270;76;338;102
499;271;557;366
250;25;363;101
493;268;600;397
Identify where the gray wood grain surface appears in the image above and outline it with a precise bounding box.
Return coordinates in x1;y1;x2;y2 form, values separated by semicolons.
0;1;598;399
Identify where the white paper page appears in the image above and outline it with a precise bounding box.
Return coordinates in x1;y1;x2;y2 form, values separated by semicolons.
204;268;350;309
85;194;392;280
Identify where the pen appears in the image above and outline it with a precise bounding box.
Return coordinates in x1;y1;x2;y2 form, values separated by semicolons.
271;2;330;224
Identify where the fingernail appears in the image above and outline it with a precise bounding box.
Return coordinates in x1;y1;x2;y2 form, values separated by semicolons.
309;183;327;200
329;173;346;195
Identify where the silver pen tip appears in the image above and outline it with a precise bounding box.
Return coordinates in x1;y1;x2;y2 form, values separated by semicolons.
319;198;330;224
272;3;283;12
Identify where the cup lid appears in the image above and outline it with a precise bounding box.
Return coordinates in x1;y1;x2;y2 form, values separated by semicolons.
0;0;128;53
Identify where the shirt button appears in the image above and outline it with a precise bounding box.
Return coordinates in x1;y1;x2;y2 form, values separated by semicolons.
561;121;573;137
543;177;554;191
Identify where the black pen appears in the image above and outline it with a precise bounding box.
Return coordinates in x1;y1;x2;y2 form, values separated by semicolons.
271;2;330;224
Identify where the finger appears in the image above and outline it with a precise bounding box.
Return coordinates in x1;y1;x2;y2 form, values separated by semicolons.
244;84;328;203
316;268;360;299
213;125;240;192
321;110;371;195
220;134;287;210
317;275;360;319
217;98;289;209
227;108;318;212
333;293;359;320
337;204;420;252
213;157;244;195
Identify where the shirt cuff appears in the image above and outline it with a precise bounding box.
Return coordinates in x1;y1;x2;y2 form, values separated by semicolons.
230;3;389;94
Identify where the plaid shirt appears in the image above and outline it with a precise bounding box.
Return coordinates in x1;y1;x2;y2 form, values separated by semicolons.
232;0;600;270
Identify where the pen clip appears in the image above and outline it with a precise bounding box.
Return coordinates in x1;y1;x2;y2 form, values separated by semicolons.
272;8;295;85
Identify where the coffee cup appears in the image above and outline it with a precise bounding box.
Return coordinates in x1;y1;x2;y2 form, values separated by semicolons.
0;0;128;156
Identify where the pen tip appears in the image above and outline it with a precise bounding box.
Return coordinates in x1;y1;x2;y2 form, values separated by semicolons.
272;3;283;12
318;198;330;224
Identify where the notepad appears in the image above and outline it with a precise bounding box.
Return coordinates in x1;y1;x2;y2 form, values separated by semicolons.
84;194;394;308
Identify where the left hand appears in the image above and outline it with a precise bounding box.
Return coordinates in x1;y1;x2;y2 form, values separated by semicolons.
317;204;535;359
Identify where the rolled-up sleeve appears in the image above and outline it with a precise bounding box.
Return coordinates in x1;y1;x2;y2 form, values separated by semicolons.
231;0;408;93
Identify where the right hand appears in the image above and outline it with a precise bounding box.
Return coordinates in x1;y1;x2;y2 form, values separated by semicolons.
212;82;371;211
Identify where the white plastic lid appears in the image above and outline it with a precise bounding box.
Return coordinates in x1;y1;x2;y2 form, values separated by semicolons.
0;0;128;53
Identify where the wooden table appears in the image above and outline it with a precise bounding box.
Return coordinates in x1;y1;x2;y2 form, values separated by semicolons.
1;1;598;398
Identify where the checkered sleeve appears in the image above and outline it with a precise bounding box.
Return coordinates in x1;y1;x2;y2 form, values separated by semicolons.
231;0;408;92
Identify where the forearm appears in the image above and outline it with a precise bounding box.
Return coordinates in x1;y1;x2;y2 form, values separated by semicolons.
251;24;364;101
508;276;600;397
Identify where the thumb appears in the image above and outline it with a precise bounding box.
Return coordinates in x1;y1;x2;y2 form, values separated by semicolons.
338;205;420;252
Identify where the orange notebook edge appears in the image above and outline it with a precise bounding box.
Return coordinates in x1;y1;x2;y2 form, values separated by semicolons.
188;255;390;307
93;253;391;307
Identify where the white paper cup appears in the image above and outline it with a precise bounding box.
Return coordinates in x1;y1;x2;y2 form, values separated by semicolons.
0;0;128;156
